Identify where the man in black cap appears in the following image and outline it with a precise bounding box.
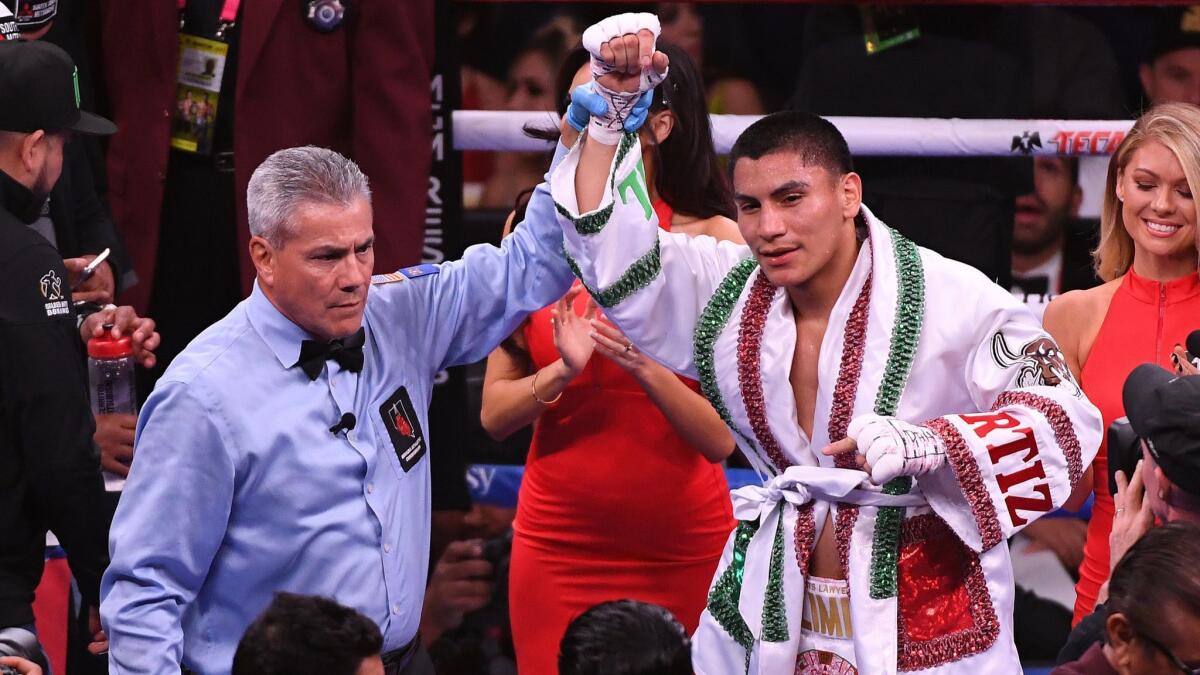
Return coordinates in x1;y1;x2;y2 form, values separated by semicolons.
1141;6;1200;107
1057;364;1200;664
1119;364;1200;527
0;38;157;667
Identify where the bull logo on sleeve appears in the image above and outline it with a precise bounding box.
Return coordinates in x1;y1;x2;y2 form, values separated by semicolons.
991;332;1080;395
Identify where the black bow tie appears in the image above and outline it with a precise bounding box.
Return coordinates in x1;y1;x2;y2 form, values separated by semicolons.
297;328;365;380
1012;274;1050;296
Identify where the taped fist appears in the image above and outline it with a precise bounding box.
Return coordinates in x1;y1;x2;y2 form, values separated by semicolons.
846;414;947;485
579;13;669;144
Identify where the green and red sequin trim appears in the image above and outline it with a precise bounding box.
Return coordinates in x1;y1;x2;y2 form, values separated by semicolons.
706;520;758;665
869;228;926;600
553;132;638;236
895;515;1000;670
693;258;761;466
993;390;1084;487
564;239;661;308
927;417;1005;551
737;271;793;474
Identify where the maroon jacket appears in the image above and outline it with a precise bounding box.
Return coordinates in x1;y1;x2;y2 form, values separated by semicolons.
1052;644;1119;675
99;0;433;313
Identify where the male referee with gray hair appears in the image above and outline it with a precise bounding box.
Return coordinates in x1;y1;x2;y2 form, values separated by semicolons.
100;145;574;675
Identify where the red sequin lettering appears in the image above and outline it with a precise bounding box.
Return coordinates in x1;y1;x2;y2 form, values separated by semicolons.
995;459;1047;494
1004;482;1053;526
961;411;1021;439
986;427;1039;465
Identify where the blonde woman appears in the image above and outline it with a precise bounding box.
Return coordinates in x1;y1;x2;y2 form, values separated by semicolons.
1043;102;1200;624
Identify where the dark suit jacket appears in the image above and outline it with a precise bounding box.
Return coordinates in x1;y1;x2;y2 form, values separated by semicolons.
1061;217;1103;294
99;0;434;313
50;140;133;289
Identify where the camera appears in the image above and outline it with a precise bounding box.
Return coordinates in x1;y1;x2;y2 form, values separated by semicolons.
1107;417;1142;497
0;627;47;675
480;529;513;584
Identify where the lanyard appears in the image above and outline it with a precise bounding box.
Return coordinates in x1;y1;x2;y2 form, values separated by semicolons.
177;0;241;38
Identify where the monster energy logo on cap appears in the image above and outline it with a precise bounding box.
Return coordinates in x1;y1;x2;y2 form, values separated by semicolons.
0;40;116;135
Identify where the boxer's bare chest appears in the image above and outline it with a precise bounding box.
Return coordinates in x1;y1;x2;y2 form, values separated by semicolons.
790;312;845;579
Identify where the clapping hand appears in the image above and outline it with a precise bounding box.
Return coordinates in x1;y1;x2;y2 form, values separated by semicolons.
589;316;655;381
551;286;597;377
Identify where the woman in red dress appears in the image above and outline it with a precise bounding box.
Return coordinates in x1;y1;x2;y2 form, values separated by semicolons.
481;44;740;674
1043;103;1200;624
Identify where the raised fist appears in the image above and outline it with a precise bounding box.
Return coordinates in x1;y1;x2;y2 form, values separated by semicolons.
579;13;669;144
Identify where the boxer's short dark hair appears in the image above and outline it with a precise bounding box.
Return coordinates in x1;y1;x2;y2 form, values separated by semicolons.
729;110;854;179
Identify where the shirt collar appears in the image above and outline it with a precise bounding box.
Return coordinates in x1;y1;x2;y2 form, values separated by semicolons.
0;168;43;225
1124;266;1200;305
246;281;314;370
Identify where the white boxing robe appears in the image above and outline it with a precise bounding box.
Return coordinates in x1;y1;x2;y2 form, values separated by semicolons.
549;132;1102;674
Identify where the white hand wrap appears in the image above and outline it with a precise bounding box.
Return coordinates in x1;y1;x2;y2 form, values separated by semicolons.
847;414;947;485
580;13;667;145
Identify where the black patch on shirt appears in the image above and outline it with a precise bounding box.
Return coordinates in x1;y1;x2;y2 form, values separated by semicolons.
378;386;425;472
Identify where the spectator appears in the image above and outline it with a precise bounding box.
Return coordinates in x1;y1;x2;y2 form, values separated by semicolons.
96;0;433;388
231;593;383;675
1052;522;1200;674
558;600;691;675
791;6;1124;286
479;17;580;209
1042;103;1200;625
1012;156;1101;297
1140;7;1200;107
99;145;572;675
482;42;737;675
0;38;156;670
1058;365;1200;663
656;3;764;115
421;531;514;674
9;0;138;488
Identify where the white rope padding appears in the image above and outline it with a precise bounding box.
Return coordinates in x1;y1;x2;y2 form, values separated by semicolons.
452;110;1134;157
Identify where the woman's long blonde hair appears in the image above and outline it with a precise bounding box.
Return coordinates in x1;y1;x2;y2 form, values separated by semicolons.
1094;102;1200;282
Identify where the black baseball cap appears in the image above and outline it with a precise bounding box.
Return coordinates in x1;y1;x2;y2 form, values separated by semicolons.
1123;364;1200;496
1144;6;1200;64
0;39;114;135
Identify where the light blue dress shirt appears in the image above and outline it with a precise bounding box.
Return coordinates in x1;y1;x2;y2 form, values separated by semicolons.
99;158;573;675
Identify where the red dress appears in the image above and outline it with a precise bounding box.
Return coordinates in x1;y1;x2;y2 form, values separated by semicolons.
1073;269;1200;623
508;202;735;674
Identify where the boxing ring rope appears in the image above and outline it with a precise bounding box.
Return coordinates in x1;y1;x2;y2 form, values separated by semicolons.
453;109;1133;156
